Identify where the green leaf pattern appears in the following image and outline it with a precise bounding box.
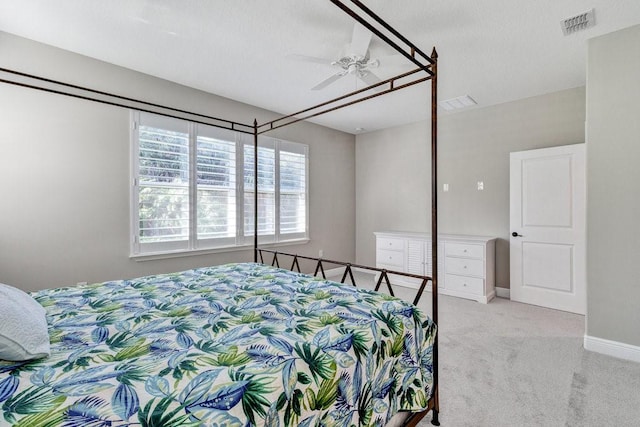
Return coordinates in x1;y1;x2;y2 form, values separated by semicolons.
0;263;436;426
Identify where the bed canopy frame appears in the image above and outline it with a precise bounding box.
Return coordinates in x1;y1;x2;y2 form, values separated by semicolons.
0;1;439;424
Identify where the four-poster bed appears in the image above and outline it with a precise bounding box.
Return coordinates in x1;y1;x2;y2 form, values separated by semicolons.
0;1;440;425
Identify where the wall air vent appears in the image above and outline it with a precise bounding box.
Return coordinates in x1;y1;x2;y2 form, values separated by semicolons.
561;9;595;36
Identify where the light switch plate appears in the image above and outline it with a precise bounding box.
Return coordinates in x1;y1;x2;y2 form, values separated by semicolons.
477;181;484;190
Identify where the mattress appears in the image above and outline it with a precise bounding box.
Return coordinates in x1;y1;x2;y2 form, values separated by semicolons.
0;262;436;426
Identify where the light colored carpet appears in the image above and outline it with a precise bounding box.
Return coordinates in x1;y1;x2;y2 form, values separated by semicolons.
327;271;640;426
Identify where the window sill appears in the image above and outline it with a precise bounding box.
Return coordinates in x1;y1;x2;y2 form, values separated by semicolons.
130;238;310;262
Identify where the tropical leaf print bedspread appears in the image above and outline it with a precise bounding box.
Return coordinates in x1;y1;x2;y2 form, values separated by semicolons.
0;263;436;426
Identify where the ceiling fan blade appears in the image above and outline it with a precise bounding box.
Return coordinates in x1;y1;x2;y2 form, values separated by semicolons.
286;53;334;65
350;23;372;57
359;70;382;87
311;72;346;90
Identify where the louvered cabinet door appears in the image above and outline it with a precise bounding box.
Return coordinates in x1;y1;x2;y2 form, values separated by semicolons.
406;239;426;276
407;240;444;290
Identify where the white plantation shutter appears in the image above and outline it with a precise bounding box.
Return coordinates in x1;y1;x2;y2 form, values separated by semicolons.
279;141;307;238
196;125;237;246
243;139;308;242
136;113;190;252
244;141;276;240
132;112;309;256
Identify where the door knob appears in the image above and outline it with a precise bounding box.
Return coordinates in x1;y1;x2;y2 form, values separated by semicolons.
512;232;522;237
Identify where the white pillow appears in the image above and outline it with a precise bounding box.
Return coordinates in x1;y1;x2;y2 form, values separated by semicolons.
0;283;51;361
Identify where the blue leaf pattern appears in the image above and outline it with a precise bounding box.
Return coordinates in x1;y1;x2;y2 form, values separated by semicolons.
144;375;170;398
61;396;111;427
266;336;293;355
30;367;55;387
91;327;109;344
179;369;223;405
186;381;249;411
326;334;353;352
312;328;331;349
0;377;18;402
282;359;297;398
111;383;139;420
0;263;435;426
176;332;194;349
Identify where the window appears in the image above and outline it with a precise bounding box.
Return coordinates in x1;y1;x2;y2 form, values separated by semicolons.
243;140;308;243
278;142;307;235
131;112;308;256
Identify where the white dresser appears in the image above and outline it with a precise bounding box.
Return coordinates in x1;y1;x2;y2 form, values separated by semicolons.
375;231;496;303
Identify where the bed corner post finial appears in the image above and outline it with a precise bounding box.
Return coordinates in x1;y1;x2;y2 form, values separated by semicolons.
431;47;438;60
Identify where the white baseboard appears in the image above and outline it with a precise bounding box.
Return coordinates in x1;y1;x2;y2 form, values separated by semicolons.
479;290;496;304
495;287;510;299
584;335;640;363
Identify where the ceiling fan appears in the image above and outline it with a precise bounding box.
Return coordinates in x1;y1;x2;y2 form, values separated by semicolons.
289;23;391;90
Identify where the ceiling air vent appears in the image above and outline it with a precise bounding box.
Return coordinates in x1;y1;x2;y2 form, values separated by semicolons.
439;95;477;112
561;9;595;36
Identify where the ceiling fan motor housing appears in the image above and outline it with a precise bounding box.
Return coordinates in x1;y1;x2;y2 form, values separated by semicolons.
334;53;376;72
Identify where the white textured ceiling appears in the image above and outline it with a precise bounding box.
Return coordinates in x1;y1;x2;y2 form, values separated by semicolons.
1;0;640;134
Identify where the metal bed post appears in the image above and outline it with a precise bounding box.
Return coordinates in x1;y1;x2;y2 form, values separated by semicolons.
253;119;259;262
430;47;440;426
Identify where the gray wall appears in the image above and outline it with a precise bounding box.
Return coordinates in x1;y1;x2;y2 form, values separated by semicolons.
586;24;640;346
356;87;585;288
0;32;356;291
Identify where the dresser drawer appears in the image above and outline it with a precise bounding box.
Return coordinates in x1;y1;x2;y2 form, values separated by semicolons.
445;257;484;277
376;237;405;251
376;249;404;267
445;274;483;295
445;242;483;259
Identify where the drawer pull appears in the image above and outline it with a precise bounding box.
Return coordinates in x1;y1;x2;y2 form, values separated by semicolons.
463;265;467;269
463;249;467;253
463;283;467;287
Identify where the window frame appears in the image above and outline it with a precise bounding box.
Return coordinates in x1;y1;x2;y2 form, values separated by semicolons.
130;111;309;258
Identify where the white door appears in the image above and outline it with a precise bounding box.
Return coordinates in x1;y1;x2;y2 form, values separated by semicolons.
510;144;586;314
